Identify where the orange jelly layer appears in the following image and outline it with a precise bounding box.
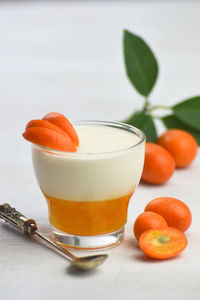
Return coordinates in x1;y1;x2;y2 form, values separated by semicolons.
44;191;135;236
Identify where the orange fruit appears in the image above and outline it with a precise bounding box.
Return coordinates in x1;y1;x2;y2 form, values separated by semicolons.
141;142;175;184
23;127;76;152
145;197;192;232
157;129;198;168
25;119;68;137
133;211;168;240
43;112;79;146
139;227;188;259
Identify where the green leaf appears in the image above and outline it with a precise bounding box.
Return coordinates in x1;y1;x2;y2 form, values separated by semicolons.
162;114;200;144
125;112;157;142
172;96;200;130
123;30;159;96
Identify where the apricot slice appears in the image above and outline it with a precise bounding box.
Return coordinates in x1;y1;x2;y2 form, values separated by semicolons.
25;119;68;137
23;127;76;152
139;227;187;260
43;112;79;146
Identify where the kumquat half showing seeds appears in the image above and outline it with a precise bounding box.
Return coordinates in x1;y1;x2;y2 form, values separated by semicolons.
134;197;191;260
139;228;188;260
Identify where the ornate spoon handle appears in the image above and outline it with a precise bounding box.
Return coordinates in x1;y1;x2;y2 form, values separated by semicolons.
0;203;37;234
0;203;108;270
0;203;75;261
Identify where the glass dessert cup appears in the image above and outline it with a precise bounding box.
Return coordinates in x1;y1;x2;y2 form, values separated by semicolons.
32;121;145;249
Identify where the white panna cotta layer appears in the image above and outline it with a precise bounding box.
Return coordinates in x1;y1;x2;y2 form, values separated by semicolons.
32;124;145;202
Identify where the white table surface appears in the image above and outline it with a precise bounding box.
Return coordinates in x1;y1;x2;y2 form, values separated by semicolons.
0;1;200;299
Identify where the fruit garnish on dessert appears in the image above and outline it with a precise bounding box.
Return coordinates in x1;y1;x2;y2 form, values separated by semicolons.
26;119;68;136
43;112;79;146
22;113;78;152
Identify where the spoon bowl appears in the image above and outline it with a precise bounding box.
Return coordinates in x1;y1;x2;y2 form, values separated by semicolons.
73;254;108;271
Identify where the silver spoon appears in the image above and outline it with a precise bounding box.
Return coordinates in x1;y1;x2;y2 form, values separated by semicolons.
0;203;108;271
34;230;108;270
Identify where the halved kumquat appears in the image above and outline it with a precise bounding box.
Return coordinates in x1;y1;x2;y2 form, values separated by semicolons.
139;227;188;259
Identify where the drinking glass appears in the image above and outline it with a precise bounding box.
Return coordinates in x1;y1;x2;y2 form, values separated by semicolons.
32;121;145;249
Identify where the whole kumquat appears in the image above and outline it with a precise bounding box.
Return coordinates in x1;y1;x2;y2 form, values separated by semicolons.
139;227;188;260
145;197;192;232
141;142;175;184
134;211;168;240
157;129;198;168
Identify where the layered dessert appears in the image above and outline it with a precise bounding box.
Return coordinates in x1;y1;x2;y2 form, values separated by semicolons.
23;113;145;248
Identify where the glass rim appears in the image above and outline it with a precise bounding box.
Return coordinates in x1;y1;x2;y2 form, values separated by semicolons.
32;120;146;158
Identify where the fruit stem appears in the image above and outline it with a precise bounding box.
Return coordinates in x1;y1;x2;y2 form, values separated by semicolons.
149;105;172;112
151;115;162;120
123;100;171;124
142;97;151;113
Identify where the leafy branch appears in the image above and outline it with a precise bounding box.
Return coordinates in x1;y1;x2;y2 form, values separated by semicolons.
123;30;200;144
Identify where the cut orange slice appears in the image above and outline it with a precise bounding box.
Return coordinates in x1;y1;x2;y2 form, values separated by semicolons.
139;227;187;259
